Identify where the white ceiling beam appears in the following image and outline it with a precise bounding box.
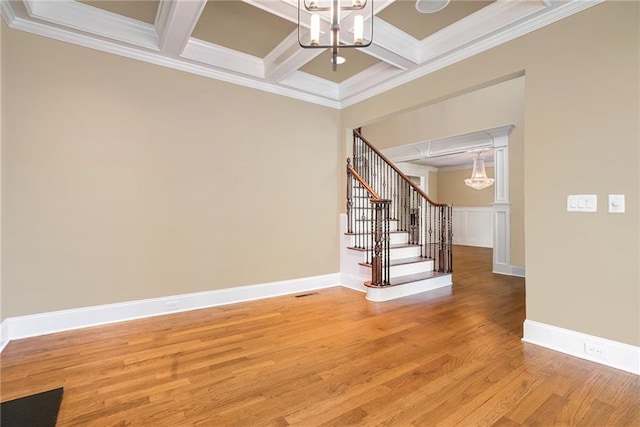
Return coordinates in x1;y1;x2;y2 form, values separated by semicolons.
263;30;325;82
245;0;299;25
155;0;207;56
25;0;157;50
181;39;265;79
279;71;340;101
339;62;403;101
417;0;547;63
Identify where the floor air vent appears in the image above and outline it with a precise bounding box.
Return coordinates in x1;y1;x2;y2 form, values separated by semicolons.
294;292;318;298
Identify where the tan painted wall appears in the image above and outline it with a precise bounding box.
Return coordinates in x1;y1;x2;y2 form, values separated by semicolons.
0;21;3;321
341;2;640;346
437;167;495;207
428;171;438;201
1;25;340;319
361;76;525;266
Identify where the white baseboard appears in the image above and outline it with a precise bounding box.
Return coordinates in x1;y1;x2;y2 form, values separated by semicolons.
0;273;340;350
510;265;526;277
366;274;452;302
493;263;525;278
0;321;9;353
523;319;640;375
339;273;368;293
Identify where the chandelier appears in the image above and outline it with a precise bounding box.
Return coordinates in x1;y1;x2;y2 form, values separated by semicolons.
297;0;373;71
464;153;494;190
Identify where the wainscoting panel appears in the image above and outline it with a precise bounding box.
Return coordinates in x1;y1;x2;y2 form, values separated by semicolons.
452;207;493;248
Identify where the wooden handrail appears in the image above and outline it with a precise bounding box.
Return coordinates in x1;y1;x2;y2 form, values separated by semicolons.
347;164;382;201
353;129;448;207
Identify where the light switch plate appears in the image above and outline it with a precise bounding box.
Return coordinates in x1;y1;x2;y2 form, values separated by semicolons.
608;194;625;213
567;195;597;212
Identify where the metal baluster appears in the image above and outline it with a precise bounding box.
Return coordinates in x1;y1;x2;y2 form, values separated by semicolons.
346;159;352;234
385;201;390;284
448;205;453;272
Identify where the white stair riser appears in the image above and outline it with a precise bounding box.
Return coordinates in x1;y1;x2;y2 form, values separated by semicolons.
347;232;408;247
351;199;375;209
366;274;452;302
351;209;375;220
349;221;399;232
391;260;434;277
390;246;422;260
359;259;434;277
350;245;422;264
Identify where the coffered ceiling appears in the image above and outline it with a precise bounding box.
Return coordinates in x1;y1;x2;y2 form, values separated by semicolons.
1;0;601;108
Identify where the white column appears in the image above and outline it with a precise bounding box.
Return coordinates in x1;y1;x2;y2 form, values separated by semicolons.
490;126;513;274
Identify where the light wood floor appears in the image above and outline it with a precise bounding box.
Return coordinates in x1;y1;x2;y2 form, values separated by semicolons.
1;246;638;426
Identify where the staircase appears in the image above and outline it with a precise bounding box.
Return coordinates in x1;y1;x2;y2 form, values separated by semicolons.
341;130;453;302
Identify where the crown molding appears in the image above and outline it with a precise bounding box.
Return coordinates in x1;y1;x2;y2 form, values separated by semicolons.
280;71;340;102
28;0;158;50
339;0;604;108
182;39;265;79
1;0;605;110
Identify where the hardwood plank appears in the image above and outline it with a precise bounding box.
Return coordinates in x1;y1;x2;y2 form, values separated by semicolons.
1;246;638;426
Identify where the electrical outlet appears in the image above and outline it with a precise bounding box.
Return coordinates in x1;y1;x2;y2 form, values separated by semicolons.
165;301;179;311
584;342;608;360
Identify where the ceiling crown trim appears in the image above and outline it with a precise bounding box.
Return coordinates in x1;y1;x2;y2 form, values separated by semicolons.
1;0;604;110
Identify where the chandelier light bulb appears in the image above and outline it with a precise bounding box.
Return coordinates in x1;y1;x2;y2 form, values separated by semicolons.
310;14;320;45
353;15;364;44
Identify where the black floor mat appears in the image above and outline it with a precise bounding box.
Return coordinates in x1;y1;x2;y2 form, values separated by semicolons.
1;387;64;427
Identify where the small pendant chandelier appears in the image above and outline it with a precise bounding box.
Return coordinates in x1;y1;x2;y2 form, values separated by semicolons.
464;153;494;190
297;0;374;71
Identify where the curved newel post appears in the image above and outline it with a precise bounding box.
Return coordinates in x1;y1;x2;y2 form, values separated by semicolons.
437;205;454;273
371;199;391;287
346;158;353;234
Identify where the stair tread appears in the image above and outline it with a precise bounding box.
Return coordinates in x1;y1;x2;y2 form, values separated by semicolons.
365;271;449;288
359;256;433;268
354;218;399;222
346;243;421;252
344;231;405;236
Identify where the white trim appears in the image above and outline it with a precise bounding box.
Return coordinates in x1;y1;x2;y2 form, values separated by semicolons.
452;206;493;248
339;273;368;293
493;203;511;273
366;274;452;302
339;1;604;108
0;321;9;353
493;147;509;204
438;161;494;172
510;265;525;278
493;263;525;278
1;17;341;109
1;0;603;109
155;0;207;56
28;0;159;50
0;273;340;347
181;39;265;79
523;320;640;375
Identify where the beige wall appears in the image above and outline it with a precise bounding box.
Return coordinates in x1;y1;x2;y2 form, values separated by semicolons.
428;171;437;201
0;21;3;321
437;167;494;207
1;25;340;319
361;76;525;265
342;2;640;346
